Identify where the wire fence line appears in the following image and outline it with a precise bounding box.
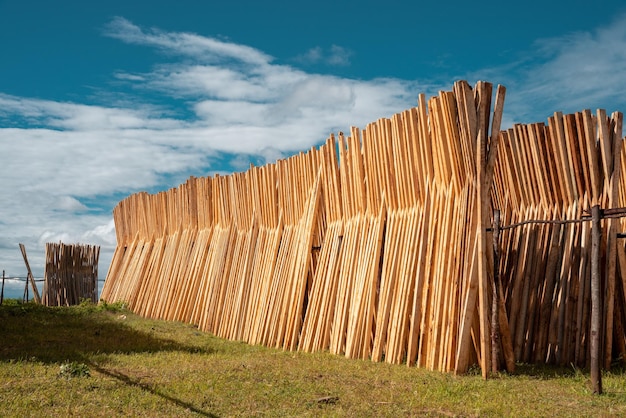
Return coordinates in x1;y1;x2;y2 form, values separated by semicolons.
1;276;105;306
488;206;626;231
1;276;105;282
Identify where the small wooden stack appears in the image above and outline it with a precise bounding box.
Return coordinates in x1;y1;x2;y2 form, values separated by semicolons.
43;242;100;306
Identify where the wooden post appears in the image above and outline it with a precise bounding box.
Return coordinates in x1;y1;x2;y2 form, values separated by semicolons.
590;205;603;394
491;210;501;373
19;244;41;304
23;275;29;302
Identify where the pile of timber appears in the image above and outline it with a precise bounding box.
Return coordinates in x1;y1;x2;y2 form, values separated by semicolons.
101;80;626;377
43;242;100;306
493;110;625;370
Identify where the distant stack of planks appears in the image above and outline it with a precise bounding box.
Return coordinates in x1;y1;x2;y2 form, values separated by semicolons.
100;80;626;377
43;242;100;306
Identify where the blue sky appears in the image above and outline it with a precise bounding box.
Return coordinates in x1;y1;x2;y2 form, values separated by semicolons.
1;0;626;283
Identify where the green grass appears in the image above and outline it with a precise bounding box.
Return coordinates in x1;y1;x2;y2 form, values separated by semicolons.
1;299;625;417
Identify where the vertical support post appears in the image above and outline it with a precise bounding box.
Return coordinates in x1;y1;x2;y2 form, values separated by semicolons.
491;210;501;373
23;275;29;302
591;205;603;394
1;270;4;305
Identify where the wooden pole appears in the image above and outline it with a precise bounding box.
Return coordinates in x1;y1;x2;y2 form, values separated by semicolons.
590;204;603;394
19;244;41;304
23;273;29;302
491;210;501;373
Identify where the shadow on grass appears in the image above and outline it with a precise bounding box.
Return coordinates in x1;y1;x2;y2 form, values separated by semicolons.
510;362;626;380
89;362;218;418
463;360;626;382
0;300;218;417
511;363;585;379
0;300;216;362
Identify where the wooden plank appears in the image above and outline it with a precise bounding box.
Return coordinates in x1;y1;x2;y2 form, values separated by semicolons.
419;182;440;368
523;215;550;363
604;110;624;369
497;278;516;373
453;81;477;178
371;211;401;361
563;205;582;365
485;85;506;187
454;200;480;373
407;191;432;366
564;114;585;200
574;113;593;201
579;217;593;367
19;244;41;304
598;110;613;187
617;242;626;364
549;113;576;204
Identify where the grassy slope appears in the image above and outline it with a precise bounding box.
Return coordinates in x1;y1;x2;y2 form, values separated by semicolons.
1;300;625;417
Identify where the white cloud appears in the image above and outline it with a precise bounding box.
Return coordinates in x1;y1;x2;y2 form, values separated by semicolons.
295;45;353;66
114;72;146;82
193;100;268;125
103;17;272;66
0;94;184;131
53;196;88;212
83;219;117;245
146;64;283;101
327;45;352;66
298;47;323;64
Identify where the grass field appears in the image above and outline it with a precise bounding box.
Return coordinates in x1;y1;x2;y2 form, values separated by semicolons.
1;300;625;417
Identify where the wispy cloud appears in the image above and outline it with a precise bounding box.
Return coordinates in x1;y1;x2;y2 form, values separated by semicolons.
295;45;353;66
103;17;273;66
0;93;183;130
327;45;353;66
470;12;626;123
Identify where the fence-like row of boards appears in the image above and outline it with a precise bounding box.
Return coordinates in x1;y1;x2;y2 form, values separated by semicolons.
492;110;625;370
101;80;626;376
44;242;100;306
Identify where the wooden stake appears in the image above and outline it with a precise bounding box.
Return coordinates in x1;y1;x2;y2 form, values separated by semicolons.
491;210;501;373
590;204;603;394
19;243;41;304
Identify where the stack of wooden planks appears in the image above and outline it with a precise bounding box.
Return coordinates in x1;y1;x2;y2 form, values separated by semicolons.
43;242;100;306
492;110;625;370
101;80;626;376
